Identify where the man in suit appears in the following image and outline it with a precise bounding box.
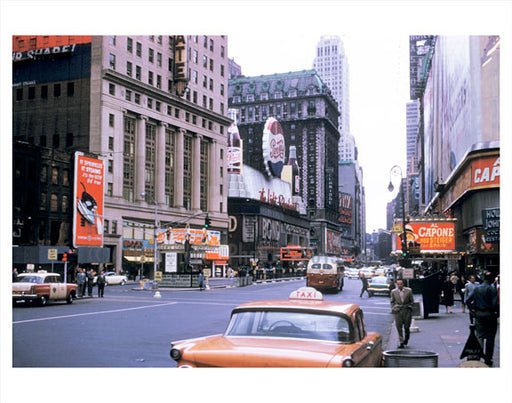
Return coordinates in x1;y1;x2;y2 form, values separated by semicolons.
390;279;415;348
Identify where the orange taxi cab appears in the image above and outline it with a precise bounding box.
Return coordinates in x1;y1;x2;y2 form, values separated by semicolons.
169;287;382;367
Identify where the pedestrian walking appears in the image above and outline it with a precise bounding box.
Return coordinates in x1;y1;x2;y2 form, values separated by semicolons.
359;272;370;297
13;268;19;282
198;270;205;291
77;268;86;297
441;276;454;313
97;270;106;298
86;268;95;297
390;279;414;348
457;275;466;312
465;271;499;367
464;275;479;323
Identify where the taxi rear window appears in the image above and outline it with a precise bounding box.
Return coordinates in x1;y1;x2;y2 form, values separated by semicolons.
226;310;352;343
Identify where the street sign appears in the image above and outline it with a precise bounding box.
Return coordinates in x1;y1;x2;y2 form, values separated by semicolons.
154;271;163;281
391;224;403;234
402;269;414;279
48;249;58;260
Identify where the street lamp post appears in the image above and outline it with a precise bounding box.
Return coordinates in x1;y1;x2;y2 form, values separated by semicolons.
388;165;410;268
141;192;158;281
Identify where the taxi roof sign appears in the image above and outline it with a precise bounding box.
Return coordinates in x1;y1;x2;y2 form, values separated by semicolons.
289;287;323;301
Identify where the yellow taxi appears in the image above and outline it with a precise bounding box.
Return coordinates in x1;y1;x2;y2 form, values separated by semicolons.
169;287;382;367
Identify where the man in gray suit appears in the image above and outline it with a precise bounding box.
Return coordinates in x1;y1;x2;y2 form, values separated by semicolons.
390;279;415;348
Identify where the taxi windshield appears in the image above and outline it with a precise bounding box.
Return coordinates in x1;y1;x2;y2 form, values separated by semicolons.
16;276;43;284
225;310;352;342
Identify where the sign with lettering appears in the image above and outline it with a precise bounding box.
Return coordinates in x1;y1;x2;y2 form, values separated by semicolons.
392;220;456;252
472;156;500;188
262;117;285;177
481;208;499;243
73;153;104;247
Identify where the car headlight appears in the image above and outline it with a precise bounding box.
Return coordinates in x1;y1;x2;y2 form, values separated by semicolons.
342;358;354;367
169;345;182;361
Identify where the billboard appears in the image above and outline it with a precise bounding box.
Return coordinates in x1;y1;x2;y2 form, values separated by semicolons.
392;220;456;253
73;153;105;247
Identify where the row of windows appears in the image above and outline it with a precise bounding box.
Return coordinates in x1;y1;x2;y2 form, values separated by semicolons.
15;82;75;101
41;166;69;186
231;88;320;104
234;100;318;123
40;192;69;213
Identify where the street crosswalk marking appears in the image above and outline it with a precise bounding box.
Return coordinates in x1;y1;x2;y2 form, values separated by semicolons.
12;302;178;324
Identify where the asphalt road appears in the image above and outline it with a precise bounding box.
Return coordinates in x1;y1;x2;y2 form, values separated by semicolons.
12;277;394;367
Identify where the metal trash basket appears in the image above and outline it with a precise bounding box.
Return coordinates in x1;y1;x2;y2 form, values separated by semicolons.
382;350;438;367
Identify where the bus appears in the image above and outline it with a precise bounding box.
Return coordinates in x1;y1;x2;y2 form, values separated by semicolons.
306;256;345;293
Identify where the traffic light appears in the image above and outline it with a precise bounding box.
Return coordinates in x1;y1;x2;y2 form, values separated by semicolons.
59;253;68;262
204;214;211;228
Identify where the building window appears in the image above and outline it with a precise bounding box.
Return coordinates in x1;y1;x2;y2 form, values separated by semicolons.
67;82;74;97
183;134;192;210
50;194;58;212
136;42;142;57
202;95;207;108
209;59;214;72
165;128;175;207
127;37;133;53
193;70;198;84
203;55;208;68
203;35;208;48
220;64;224;77
136;65;141;80
62;195;69;213
109;36;116;46
41;85;48;99
200;139;209;211
54;83;61;97
16;88;23;101
156;74;162;89
108;159;113;173
126;90;132;101
135;93;141;104
28;86;35;99
209;38;214;51
112;220;118;234
221;45;225;58
157;52;162;67
156;101;161;112
220;83;225;96
109;53;116;70
40;193;47;210
209;98;213;111
126;61;132;76
109;83;115;95
108;136;114;150
193;50;198;64
193;91;197;103
123;116;136;202
144;123;156;198
148;98;153;109
148;71;154;85
149;48;154;63
209;78;213;91
66;132;73;147
53;134;60;148
62;169;69;186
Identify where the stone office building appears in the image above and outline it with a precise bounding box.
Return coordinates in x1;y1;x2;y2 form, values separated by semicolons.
228;70;341;255
12;35;231;277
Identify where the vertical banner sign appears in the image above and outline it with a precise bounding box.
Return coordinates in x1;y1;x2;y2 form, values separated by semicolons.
73;153;105;247
481;208;499;244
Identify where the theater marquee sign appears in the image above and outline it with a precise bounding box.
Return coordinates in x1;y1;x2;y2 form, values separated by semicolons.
392;219;456;253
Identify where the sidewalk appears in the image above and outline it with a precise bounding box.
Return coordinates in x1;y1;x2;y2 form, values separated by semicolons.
385;296;500;367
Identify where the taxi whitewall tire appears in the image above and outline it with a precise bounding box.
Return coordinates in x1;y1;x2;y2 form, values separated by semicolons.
39;295;48;306
66;292;75;304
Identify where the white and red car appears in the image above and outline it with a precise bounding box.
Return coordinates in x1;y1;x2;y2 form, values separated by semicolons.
13;271;77;306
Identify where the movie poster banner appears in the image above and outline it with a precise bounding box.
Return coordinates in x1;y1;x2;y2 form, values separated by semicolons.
73;153;105;247
392;220;456;253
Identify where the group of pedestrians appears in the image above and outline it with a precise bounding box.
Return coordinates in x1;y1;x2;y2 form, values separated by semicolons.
76;268;106;298
388;268;499;367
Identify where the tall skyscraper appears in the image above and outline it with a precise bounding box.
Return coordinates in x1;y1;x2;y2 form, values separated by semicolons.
313;35;352;161
406;99;420;174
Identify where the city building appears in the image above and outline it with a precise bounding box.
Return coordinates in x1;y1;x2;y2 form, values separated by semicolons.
313;35;351;160
228;70;341;256
408;35;500;275
12;35;231;279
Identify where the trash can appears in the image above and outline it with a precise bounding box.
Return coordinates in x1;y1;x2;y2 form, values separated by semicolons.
382;350;438;367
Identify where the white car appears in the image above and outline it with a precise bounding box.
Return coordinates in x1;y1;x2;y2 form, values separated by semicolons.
94;271;128;286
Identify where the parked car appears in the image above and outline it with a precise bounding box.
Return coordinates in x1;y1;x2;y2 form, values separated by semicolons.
368;276;393;297
13;271;77;306
94;271;128;286
169;286;383;367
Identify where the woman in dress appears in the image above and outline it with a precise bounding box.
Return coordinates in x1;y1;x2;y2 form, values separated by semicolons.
441;276;454;313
